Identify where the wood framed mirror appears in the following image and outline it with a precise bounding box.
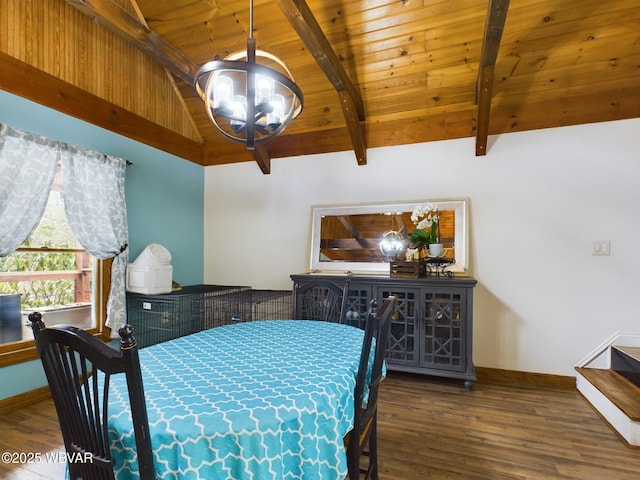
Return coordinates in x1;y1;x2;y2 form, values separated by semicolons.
309;199;469;274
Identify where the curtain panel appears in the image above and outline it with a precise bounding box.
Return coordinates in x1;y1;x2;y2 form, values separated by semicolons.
62;147;129;333
0;124;129;333
0;124;58;256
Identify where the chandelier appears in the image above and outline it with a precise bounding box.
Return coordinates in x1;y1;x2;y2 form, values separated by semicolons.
193;0;303;150
379;213;405;260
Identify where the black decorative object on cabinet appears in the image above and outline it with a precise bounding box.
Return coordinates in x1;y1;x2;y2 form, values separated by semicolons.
424;256;456;277
291;273;477;390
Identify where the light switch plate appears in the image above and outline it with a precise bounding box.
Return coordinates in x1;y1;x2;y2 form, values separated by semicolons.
592;240;610;256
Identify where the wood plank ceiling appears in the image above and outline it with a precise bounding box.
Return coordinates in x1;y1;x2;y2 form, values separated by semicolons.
0;0;638;172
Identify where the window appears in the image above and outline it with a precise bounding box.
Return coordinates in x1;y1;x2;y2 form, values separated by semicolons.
0;162;109;367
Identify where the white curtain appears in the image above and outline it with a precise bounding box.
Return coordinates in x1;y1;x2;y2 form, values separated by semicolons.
0;123;130;334
0;125;58;256
61;147;129;334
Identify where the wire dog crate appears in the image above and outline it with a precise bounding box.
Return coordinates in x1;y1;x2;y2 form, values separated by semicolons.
126;285;292;348
250;290;293;321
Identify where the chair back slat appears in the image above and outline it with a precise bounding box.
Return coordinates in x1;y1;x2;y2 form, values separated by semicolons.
292;278;350;323
30;312;155;480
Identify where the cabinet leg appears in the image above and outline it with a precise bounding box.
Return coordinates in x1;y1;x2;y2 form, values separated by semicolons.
464;380;474;391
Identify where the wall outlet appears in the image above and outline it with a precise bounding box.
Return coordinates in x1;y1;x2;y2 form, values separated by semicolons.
592;240;610;256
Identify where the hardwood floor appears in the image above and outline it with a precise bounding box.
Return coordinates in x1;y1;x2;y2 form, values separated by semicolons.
377;372;640;479
0;396;65;479
2;372;640;479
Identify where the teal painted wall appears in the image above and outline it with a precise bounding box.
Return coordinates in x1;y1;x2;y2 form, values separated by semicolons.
0;90;204;400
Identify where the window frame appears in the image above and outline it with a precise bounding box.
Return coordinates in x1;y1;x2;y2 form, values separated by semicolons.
0;257;112;367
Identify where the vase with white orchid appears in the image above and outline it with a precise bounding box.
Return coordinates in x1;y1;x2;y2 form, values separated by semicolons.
407;203;440;252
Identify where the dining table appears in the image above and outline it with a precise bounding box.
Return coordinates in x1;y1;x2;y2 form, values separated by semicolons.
106;319;374;480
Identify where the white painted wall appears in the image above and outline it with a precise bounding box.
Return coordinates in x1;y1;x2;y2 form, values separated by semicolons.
204;118;640;377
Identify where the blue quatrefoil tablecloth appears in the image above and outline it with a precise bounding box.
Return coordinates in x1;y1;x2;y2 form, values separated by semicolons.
107;320;370;480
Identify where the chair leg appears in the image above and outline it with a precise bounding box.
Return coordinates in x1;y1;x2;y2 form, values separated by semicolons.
347;436;359;480
367;413;378;480
68;461;81;480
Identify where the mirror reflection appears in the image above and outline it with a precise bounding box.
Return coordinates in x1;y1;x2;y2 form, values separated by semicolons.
309;199;468;274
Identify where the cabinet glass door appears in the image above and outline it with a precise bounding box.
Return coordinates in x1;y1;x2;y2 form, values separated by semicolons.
345;284;371;330
378;287;419;368
422;290;465;371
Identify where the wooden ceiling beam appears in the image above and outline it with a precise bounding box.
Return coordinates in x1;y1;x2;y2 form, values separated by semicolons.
64;0;198;85
0;51;205;165
253;146;271;174
337;216;361;240
475;0;510;156
274;0;367;165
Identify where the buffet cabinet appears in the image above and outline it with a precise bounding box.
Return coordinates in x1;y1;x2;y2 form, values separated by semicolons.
290;273;478;389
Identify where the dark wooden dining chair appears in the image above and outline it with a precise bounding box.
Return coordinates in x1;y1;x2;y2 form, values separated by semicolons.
292;278;350;323
29;312;155;480
346;295;395;480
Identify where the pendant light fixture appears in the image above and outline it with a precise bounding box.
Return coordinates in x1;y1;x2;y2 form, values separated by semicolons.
193;0;303;150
